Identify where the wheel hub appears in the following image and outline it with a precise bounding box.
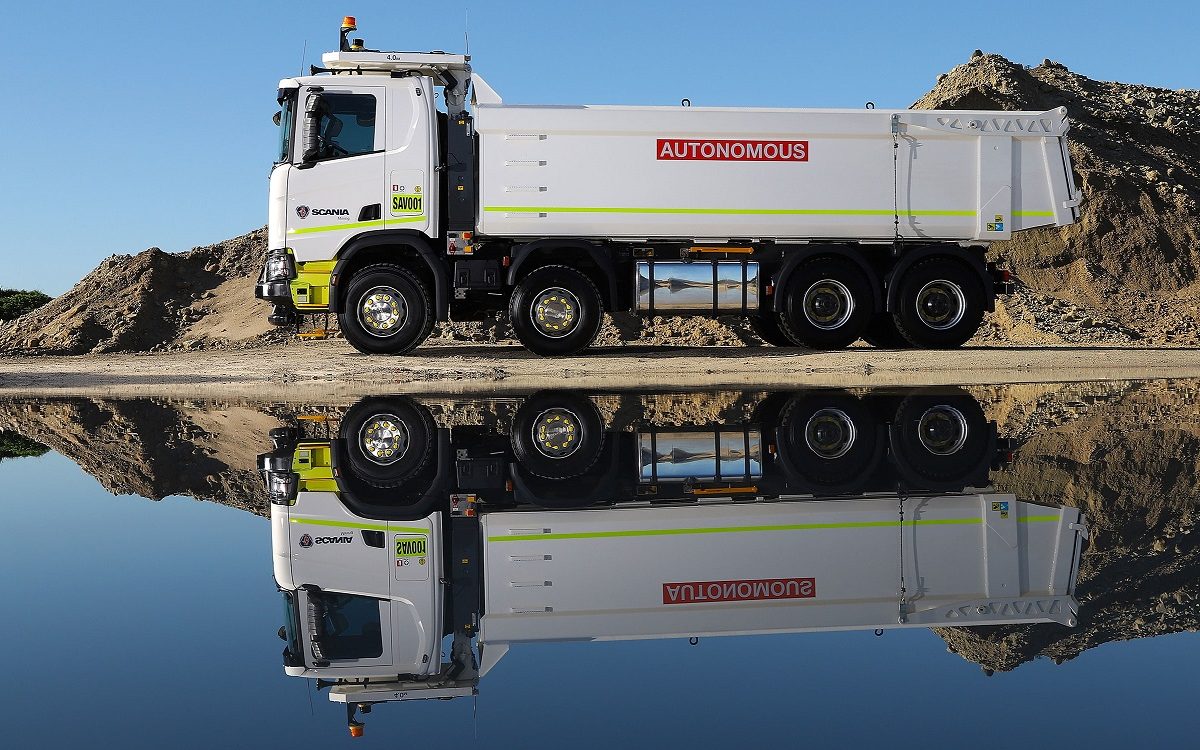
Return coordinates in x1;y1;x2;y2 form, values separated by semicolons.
804;408;857;459
916;406;968;455
530;287;579;338
915;280;966;331
358;414;411;465
358;286;409;337
802;279;854;330
531;408;581;458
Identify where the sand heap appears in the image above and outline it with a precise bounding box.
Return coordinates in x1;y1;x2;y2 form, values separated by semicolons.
1;54;1196;354
0;228;278;355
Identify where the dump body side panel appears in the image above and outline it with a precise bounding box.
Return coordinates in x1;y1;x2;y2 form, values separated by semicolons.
479;495;1082;645
476;105;1073;243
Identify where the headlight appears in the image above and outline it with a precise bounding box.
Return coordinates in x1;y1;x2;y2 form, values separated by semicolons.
264;470;300;505
264;250;296;282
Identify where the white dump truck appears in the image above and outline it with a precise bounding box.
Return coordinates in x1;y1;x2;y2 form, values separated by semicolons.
257;17;1082;355
259;389;1087;736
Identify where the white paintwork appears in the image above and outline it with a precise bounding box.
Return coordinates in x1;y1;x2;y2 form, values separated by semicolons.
273;495;443;679
269;50;1081;256
479;494;1083;649
274;491;1085;697
476;104;1078;243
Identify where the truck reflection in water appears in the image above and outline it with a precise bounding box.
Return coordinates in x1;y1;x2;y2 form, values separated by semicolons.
258;388;1088;737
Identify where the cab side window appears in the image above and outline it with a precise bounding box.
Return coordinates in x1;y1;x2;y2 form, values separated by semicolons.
314;93;377;160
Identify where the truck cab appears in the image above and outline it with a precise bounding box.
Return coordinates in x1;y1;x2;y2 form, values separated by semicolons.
260;388;1088;737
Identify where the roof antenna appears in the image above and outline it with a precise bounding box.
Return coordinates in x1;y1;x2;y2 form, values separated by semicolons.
298;39;308;76
464;7;470;56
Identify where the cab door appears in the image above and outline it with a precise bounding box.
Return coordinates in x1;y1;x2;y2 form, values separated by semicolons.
388;514;444;677
384;76;437;238
286;85;386;262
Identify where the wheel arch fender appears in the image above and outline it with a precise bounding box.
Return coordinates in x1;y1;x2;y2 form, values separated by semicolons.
328;230;451;321
508;239;619;310
884;246;994;313
771;245;884;314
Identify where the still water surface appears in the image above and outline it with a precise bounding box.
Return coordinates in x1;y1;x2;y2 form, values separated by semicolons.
1;381;1198;747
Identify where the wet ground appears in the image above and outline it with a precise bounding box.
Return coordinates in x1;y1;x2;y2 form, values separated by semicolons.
2;379;1199;746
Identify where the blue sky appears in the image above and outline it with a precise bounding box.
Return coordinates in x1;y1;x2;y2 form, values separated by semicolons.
2;0;1195;295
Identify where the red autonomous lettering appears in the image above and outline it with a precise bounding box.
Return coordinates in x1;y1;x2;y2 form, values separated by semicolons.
656;138;808;162
662;576;816;604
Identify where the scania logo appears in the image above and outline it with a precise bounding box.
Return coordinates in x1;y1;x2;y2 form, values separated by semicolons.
299;533;313;548
295;205;309;219
311;208;350;216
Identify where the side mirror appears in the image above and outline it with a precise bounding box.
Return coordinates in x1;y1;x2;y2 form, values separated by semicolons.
300;91;326;164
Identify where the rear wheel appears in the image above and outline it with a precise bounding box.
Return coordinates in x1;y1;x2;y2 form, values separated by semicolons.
891;259;985;349
776;394;881;491
862;313;913;349
889;391;989;487
779;257;873;349
750;312;795;347
338;264;433;355
509;265;604;356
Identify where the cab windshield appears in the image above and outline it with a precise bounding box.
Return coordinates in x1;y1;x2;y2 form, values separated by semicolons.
274;89;297;164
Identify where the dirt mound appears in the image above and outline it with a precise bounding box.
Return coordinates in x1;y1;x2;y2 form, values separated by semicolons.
917;53;1200;343
0;228;276;355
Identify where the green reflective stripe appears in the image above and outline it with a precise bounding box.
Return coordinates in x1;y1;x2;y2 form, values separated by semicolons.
489;513;1062;542
391;526;430;534
288;216;426;235
291;518;387;532
484;206;976;217
1013;210;1055;217
489;517;983;543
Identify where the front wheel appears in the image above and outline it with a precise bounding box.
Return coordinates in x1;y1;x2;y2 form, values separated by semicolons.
891;259;985;349
338;264;434;355
339;397;436;488
778;257;874;349
509;265;604;356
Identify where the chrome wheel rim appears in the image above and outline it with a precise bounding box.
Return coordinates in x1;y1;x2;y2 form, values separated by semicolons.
530;287;580;339
804;408;857;459
530;408;582;458
915;280;966;331
916;406;968;455
358;286;409;338
802;279;854;330
358;414;410;465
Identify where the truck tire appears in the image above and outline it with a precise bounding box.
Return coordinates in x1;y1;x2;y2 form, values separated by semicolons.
339;264;434;355
891;259;984;349
750;312;795;347
340;396;435;488
511;391;605;479
775;393;881;491
509;265;604;356
888;391;990;486
862;313;913;349
778;257;873;349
